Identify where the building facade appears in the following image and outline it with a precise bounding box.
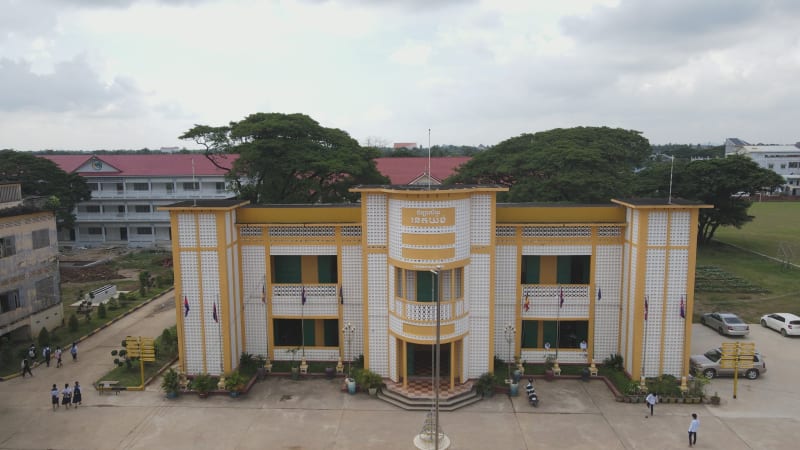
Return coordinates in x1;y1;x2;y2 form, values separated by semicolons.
725;138;800;196
164;186;707;386
0;184;63;340
40;154;238;248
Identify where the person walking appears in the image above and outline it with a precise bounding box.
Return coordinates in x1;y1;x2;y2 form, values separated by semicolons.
70;342;78;362
28;345;36;362
688;413;699;447
72;381;82;408
646;392;657;417
55;347;63;368
21;358;33;378
61;383;72;410
51;384;60;411
44;346;52;367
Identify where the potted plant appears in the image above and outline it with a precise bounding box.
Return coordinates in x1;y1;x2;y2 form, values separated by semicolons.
161;368;180;399
191;373;215;398
225;371;247;397
286;347;301;379
345;368;359;395
476;372;495;398
544;355;556;381
356;369;382;396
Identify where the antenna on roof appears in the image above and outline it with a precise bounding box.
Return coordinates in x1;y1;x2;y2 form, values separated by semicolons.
667;154;674;204
192;158;197;207
427;128;431;190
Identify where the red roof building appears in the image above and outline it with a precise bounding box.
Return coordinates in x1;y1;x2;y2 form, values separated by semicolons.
374;157;470;185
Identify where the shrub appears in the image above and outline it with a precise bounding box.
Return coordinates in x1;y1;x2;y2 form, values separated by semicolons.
239;352;259;378
97;303;107;319
68;314;79;332
603;353;624;371
37;327;50;348
161;368;180;394
475;372;495;397
224;371;247;392
191;373;216;394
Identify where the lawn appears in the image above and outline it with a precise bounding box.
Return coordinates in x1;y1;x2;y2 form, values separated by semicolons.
713;201;800;258
695;201;800;323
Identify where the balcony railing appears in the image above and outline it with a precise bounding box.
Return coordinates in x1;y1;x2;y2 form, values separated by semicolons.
520;284;591;318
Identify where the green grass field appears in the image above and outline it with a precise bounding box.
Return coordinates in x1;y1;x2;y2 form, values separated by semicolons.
695;201;800;323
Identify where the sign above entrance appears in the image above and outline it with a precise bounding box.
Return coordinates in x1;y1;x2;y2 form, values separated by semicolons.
402;207;455;227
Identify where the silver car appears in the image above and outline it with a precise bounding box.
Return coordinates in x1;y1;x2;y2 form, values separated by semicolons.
700;312;750;336
690;347;766;380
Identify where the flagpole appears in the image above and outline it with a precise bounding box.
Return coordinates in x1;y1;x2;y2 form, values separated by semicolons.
642;295;648;381
556;286;561;360
217;296;223;374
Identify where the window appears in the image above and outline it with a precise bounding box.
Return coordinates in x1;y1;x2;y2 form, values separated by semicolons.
132;183;149;191
87;183;99;191
789;162;799;169
521;320;589;349
87;227;102;235
85;205;101;213
273;318;339;347
768;163;774;169
557;255;590;284
272;255;301;283
0;289;21;313
395;267;404;297
416;271;438;302
134;205;151;213
216;182;226;193
166;183;175;193
781;164;787;169
116;183;124;192
136;227;153;235
0;236;15;258
117;205;126;214
183;182;200;191
521;256;541;284
32;229;50;249
317;255;338;283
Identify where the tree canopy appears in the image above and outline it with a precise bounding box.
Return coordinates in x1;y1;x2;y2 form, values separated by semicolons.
0;150;91;229
633;155;785;244
180;113;389;204
446;127;651;203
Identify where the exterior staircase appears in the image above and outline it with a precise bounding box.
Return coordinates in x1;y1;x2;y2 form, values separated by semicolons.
378;380;481;411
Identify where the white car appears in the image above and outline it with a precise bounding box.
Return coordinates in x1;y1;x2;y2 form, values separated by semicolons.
760;313;800;337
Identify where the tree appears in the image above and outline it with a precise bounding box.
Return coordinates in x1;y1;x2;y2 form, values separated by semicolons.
446;127;651;203
633;155;785;244
0;150;91;230
180;113;389;203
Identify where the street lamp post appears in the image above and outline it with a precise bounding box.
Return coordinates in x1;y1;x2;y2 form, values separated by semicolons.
504;324;516;382
342;322;355;379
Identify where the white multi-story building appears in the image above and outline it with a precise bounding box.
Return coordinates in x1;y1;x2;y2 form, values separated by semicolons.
0;184;62;340
40;154;237;248
725;138;800;196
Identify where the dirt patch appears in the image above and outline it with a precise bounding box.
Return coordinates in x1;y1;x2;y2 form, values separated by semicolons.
60;263;124;283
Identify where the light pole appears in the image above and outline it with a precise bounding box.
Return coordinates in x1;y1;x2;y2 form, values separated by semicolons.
342;322;355;379
504;324;516;382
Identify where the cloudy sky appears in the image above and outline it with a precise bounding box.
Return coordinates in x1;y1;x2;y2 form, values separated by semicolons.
1;0;799;151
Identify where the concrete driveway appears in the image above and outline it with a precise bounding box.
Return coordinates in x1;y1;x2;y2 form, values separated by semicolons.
1;298;798;450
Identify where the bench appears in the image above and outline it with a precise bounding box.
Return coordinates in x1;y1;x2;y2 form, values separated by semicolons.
98;380;122;395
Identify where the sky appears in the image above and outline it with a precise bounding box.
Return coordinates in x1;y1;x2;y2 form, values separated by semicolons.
1;0;799;151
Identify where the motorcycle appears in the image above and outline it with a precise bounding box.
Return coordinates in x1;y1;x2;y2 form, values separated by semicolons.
525;379;539;407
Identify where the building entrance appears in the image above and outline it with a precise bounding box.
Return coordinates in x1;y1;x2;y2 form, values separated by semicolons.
407;342;450;378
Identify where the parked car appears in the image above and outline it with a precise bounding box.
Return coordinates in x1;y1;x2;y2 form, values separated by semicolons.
690;347;766;379
760;313;800;337
700;312;749;336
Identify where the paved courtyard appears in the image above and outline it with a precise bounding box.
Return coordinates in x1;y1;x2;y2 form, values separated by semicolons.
1;296;797;449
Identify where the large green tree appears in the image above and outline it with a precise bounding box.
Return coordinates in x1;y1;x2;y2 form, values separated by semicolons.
0;150;91;229
180;113;389;203
633;155;785;244
446;127;651;203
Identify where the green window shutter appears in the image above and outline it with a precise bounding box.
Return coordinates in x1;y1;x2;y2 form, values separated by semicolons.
575;256;590;284
416;271;437;302
323;319;339;346
317;256;337;283
274;255;302;283
521;321;538;348
303;319;315;346
556;256;572;284
522;256;540;284
543;321;558;348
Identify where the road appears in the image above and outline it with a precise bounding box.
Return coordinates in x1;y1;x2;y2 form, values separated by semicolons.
1;297;798;449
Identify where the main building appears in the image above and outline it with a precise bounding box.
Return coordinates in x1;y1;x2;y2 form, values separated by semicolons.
163;185;707;388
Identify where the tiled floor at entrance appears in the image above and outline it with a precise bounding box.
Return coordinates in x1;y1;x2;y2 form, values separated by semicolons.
384;378;473;399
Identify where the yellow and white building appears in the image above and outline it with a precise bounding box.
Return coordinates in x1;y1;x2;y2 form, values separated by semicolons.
163;186;708;385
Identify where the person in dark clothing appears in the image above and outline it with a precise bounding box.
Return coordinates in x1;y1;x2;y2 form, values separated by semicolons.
72;381;82;408
21;358;33;377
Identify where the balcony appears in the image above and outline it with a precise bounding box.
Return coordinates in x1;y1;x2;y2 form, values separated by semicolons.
270;284;339;317
520;284;590;318
389;297;468;343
